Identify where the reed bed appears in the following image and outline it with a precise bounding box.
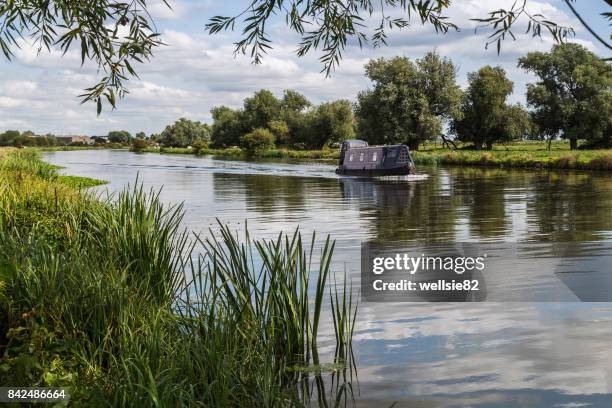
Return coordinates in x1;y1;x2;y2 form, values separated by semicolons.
0;150;357;406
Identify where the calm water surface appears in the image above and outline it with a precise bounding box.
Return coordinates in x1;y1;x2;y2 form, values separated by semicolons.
45;150;612;407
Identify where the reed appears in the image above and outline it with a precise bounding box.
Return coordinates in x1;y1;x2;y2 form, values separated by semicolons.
0;149;357;406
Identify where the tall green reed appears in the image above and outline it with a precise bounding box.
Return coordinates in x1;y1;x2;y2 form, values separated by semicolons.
0;149;358;406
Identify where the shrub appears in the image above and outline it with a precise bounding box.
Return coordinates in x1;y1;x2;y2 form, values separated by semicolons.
191;139;208;155
239;128;275;155
130;138;150;152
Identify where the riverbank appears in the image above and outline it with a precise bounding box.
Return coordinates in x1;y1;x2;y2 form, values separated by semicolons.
152;141;612;171
39;141;612;171
413;143;612;171
0;150;355;405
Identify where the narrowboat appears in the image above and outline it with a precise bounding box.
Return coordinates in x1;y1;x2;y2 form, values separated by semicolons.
335;140;415;176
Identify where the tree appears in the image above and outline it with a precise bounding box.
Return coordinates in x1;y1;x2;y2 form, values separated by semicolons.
210;106;246;148
355;53;461;150
299;100;355;149
240;128;275;155
243;90;281;130
451;66;531;149
416;52;463;122
135;131;147;139
518;43;612;149
107;130;133;144
0;130;20;146
159;118;210;148
281;90;311;113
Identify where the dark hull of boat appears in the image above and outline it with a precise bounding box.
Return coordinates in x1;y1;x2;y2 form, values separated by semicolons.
335;164;414;176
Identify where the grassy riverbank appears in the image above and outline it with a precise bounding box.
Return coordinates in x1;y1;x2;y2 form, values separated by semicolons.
412;141;612;171
0;150;355;405
37;140;612;171
150;141;612;171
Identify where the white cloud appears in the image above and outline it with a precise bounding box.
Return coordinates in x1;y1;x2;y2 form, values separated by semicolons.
0;96;24;108
0;0;606;135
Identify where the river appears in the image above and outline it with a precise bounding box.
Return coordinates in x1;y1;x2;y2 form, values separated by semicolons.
44;149;612;407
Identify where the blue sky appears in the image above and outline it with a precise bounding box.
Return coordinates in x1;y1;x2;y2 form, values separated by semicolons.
0;0;609;136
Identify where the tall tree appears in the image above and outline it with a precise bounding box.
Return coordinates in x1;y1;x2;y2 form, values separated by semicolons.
451;66;530;149
518;43;612;149
280;90;311;113
210;106;246;148
355;52;461;150
243;90;281;130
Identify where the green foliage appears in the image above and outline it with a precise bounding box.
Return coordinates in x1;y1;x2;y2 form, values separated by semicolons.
281;90;311;112
2;1;595;113
268;120;291;146
158;118;211;148
240;128;275;155
191;139;209;155
413;142;612;171
0;150;357;404
57;175;108;188
131;137;151;152
472;2;575;54
356;52;461;149
0;131;61;147
518;43;612;149
211;89;354;149
107;130;133;144
244;90;282;130
210;106;247;148
0;1;163;113
451;66;530;149
300;100;355;149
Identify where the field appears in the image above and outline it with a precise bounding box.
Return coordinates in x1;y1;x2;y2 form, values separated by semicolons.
0;150;356;406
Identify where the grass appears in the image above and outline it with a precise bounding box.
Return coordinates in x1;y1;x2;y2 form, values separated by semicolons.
146;140;612;171
32;139;612;171
0;149;357;406
56;175;108;188
412;141;612;170
0;149;108;189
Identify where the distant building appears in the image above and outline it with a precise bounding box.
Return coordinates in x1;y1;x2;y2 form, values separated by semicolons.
56;135;94;145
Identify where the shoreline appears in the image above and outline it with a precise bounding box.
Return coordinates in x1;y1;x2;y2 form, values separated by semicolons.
39;143;612;171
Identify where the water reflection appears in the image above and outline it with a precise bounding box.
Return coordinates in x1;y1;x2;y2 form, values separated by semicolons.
43;150;612;407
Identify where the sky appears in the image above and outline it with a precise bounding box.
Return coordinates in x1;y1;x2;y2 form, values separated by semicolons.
0;0;609;136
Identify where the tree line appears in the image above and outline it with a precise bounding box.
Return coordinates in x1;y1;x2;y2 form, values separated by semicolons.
146;43;609;152
0;131;62;147
2;43;609;152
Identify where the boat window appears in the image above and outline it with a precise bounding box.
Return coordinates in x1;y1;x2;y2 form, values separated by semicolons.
372;152;377;161
359;152;364;162
387;148;398;158
349;154;354;162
